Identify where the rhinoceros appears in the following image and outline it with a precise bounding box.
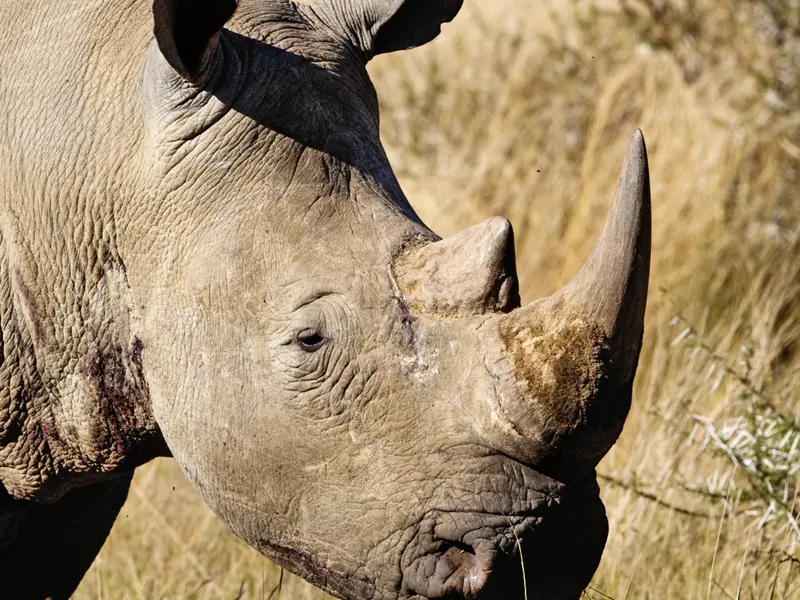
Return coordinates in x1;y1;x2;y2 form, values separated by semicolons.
0;0;651;598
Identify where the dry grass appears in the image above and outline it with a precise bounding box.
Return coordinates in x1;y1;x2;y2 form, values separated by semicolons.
75;0;800;598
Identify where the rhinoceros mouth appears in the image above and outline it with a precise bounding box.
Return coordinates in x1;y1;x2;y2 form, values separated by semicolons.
399;472;607;600
399;513;542;599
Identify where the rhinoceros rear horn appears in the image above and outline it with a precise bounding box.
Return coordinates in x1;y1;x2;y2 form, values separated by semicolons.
152;0;237;81
553;128;651;384
394;217;520;317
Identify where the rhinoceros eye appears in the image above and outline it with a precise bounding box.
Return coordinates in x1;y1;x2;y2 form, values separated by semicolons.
295;330;326;352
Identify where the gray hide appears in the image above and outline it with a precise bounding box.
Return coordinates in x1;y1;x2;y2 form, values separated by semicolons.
0;1;651;599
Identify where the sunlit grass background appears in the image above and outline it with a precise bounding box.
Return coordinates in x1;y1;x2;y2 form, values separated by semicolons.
75;0;799;598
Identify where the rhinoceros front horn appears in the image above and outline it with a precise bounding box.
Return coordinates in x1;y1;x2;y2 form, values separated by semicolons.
498;129;651;472
553;128;651;383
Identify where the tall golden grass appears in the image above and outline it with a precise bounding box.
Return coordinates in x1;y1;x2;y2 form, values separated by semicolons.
75;0;799;598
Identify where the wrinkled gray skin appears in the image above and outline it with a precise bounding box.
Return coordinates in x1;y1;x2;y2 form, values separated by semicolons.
0;1;652;598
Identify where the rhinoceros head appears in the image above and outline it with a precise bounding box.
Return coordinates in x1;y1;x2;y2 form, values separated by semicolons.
136;0;650;598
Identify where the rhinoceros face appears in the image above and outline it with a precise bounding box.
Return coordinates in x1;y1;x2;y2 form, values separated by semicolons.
136;1;651;599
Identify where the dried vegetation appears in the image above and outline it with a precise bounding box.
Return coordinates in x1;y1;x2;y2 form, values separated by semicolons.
75;0;799;597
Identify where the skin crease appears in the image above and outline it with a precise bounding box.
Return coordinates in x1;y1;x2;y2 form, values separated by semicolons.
0;1;650;599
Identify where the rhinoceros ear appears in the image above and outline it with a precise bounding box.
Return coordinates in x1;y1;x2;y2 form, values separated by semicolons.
152;0;237;81
310;0;463;60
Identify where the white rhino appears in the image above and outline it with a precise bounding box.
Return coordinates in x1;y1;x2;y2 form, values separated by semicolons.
0;0;651;598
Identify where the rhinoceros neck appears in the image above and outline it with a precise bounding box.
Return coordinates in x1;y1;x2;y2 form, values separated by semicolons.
0;0;171;502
